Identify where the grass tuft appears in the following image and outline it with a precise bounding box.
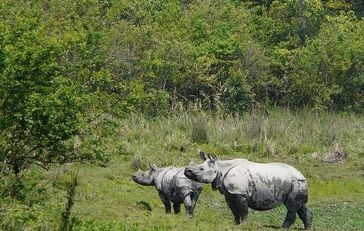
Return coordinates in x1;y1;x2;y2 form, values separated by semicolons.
132;155;143;170
191;115;209;144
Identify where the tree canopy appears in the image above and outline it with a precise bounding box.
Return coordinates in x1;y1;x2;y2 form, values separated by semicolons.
0;0;363;182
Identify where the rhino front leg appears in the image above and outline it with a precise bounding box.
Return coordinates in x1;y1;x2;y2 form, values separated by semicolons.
183;194;194;218
158;192;171;213
191;188;202;211
173;203;181;214
225;195;240;224
225;194;248;224
236;195;249;224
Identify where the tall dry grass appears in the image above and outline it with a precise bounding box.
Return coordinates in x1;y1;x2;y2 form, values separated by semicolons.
106;109;363;166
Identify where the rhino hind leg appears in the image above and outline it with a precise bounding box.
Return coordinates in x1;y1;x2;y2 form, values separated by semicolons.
158;192;171;213
173;203;181;214
297;205;312;230
282;179;310;229
282;210;297;228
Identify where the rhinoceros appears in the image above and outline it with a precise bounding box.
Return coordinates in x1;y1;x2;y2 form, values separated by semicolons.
184;152;312;229
132;163;203;217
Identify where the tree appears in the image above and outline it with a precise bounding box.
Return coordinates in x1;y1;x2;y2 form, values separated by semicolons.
0;1;109;198
285;12;364;111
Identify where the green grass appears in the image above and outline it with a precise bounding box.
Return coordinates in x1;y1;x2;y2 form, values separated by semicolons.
66;158;364;231
61;110;364;230
4;110;364;230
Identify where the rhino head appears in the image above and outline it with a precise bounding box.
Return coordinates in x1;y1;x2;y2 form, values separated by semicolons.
184;151;219;184
132;163;158;186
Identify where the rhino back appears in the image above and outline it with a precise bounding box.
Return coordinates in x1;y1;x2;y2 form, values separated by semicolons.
155;167;198;202
155;167;180;201
222;161;305;210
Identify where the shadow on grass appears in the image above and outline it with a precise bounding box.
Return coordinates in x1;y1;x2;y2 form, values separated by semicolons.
263;225;305;230
263;225;281;230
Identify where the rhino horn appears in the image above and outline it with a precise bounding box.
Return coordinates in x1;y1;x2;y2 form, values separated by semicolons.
149;162;158;171
189;160;197;166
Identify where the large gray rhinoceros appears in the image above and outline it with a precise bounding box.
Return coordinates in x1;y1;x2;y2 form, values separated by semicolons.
184;152;312;230
132;163;203;217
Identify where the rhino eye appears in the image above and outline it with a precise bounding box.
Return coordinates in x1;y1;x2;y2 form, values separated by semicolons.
200;167;204;171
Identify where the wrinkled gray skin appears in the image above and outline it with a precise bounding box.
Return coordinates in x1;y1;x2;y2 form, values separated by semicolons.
184;152;312;229
132;163;202;217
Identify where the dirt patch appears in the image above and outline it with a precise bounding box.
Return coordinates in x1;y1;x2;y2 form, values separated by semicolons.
323;151;347;163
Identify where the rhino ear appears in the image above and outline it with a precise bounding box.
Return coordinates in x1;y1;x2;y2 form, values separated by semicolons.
199;151;208;161
149;162;158;171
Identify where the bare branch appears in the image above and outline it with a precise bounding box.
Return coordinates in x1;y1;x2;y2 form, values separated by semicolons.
27;159;49;171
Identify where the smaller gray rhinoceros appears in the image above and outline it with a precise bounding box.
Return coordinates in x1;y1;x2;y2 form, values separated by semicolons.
132;163;203;217
184;152;312;230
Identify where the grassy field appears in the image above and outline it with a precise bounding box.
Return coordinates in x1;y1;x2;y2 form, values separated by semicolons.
53;110;363;231
7;110;364;230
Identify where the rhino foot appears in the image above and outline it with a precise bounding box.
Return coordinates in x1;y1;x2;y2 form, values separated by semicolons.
173;203;181;214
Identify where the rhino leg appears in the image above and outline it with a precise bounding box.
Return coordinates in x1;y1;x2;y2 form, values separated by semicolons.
193;188;202;204
282;210;296;228
282;179;309;229
158;192;171;213
191;188;202;211
183;194;194;218
297;205;312;230
225;195;240;224
225;194;248;225
173;203;181;214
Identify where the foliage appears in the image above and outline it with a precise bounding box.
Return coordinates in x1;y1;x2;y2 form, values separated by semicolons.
0;0;111;194
1;0;361;115
0;0;363;228
286;12;364;111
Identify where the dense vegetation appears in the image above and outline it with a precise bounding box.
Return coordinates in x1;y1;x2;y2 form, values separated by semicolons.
0;0;363;230
2;0;363;116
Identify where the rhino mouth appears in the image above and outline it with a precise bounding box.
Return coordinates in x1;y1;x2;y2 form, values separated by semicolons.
184;169;197;180
132;175;142;183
